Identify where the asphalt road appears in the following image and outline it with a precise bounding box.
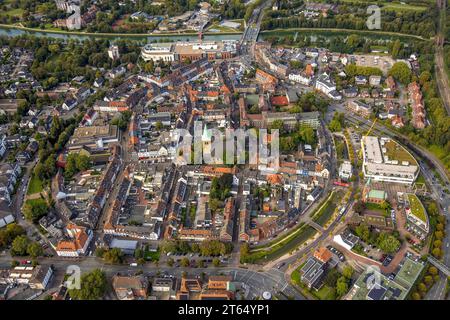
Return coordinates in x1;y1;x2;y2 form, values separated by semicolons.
0;254;303;300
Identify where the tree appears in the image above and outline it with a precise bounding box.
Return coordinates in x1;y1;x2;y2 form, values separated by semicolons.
432;248;441;258
417;282;427;293
391;39;401;58
212;258;221;267
428;266;438;276
180;257;190;267
11;235;30;256
424;275;433;286
0;223;25;248
102;248;123;264
342;265;354;279
353;201;366;214
144;60;154;73
161;240;177;253
434;231;444;240
23;199;49;222
336;277;349;297
27;242;44;258
298;126;315;145
240;243;250;260
355;223;370;242
411;292;421;300
167;258;174;267
95;247;106;258
155;121;163;131
377;233;400;254
379;200;391;211
65;153;91;179
388;62;412;85
68;269;107;300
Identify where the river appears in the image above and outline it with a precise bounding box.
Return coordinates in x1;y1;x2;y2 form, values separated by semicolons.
0;26;242;43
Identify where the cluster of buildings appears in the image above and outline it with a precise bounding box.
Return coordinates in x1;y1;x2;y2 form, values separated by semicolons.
112;273;236;300
407;82;427;129
0;47;41;97
156;2;217;32
346;255;424;300
141;41;237;63
0;264;54;300
53;0;98;30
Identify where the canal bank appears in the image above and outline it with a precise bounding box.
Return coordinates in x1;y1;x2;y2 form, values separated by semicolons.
0;24;242;42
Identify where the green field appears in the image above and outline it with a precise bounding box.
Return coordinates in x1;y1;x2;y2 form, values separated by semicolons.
407;194;427;223
27;174;44;195
338;0;428;11
365;202;388;215
384;139;416;164
24;198;47;207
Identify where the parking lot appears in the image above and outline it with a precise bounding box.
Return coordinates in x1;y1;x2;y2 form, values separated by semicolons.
351;54;396;75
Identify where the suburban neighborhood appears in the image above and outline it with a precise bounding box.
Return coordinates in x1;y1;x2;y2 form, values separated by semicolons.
0;0;449;305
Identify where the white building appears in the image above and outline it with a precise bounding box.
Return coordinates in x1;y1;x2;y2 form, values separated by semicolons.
141;44;175;62
361;136;419;184
108;45;120;60
339;161;352;181
55;223;93;257
315;73;341;100
289;73;312;86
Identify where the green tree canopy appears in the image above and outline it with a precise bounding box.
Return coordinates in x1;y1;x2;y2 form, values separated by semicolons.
388;62;412;85
68;269;107;300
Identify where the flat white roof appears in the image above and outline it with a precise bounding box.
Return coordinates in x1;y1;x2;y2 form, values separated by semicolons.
363;136;383;164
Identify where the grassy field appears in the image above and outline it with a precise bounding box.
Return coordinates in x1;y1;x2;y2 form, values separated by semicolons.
24;198;47;207
365;202;387;215
0;8;24;17
206;22;242;33
338;0;428;11
27;174;44;195
407;194;427;223
384;139;416;164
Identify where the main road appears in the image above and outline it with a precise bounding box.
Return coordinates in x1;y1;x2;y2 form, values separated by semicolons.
0;254;303;300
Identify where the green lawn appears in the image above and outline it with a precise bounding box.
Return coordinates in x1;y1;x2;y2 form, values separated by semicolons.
384;139;416;164
338;0;428;12
144;249;160;262
0;5;24;17
27;174;44;195
407;194;427;223
314;285;337;300
365;202;387;215
206;21;242;33
24;198;47;207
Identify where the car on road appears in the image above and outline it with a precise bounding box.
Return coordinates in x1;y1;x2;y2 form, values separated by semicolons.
276;262;285;269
